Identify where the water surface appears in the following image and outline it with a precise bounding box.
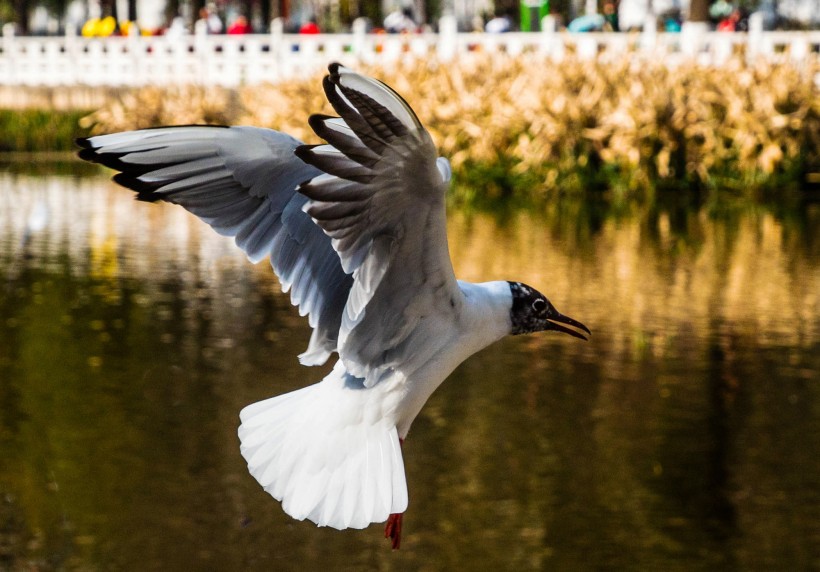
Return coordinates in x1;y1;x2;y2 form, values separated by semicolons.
1;167;818;570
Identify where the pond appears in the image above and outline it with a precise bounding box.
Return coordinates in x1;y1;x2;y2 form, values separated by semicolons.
1;165;818;571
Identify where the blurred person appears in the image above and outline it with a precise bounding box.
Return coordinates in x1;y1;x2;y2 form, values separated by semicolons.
471;14;485;32
751;0;778;30
299;17;320;34
82;15;119;36
384;7;416;33
197;6;223;34
227;14;252;34
30;6;49;35
717;8;748;31
603;0;619;31
120;20;139;35
710;0;734;22
66;0;87;33
81;17;99;36
716;14;734;30
662;9;682;31
617;0;647;31
568;13;605;32
485;11;512;33
734;7;749;31
166;14;188;38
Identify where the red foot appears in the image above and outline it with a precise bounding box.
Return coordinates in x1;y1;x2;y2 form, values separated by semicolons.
385;512;403;549
384;436;405;549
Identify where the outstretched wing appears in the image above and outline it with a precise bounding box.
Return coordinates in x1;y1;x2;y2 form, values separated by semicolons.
298;64;462;387
77;126;352;366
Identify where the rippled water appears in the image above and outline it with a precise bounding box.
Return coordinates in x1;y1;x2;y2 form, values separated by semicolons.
1;166;819;571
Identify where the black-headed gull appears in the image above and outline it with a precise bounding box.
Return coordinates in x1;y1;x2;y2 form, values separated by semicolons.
77;63;590;549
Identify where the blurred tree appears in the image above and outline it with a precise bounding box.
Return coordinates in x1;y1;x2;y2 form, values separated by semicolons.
358;0;380;25
192;0;205;21
423;0;440;23
689;0;709;21
0;0;15;24
164;0;180;22
12;0;28;32
239;0;253;28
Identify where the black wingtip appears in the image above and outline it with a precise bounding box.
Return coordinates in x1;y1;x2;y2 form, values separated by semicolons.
112;172;165;201
308;114;334;133
75;137;93;150
294;144;317;163
76;137;104;164
77;147;100;163
322;75;337;99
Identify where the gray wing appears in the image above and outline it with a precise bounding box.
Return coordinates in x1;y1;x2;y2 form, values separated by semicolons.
77;125;353;366
297;64;462;387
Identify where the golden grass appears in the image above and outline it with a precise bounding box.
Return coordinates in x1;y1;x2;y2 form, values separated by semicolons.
82;54;819;201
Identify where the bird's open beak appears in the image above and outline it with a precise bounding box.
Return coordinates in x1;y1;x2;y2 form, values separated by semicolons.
547;312;591;341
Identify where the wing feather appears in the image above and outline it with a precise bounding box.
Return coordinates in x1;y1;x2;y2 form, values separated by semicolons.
77;64;460;384
77;125;352;366
308;115;380;167
298;65;462;386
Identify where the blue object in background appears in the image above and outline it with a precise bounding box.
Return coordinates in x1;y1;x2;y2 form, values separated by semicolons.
568;14;605;32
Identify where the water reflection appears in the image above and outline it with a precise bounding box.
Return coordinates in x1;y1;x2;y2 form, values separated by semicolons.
1;167;818;570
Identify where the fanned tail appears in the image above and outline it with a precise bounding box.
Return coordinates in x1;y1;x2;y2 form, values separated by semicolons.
238;364;408;530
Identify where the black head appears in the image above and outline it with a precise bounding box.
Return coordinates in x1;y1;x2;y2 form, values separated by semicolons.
508;282;590;340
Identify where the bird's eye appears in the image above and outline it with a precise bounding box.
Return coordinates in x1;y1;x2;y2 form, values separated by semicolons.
532;299;546;313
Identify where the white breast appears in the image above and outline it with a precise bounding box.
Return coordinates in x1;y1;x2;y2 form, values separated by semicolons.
392;280;513;437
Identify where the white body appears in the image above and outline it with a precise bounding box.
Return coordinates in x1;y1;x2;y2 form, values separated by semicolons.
238;280;512;529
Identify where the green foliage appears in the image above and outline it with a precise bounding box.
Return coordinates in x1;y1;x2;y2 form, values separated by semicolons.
0;0;14;24
6;53;820;208
0;109;92;153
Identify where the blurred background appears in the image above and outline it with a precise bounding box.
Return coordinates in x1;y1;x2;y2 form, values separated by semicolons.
1;5;819;570
0;0;819;36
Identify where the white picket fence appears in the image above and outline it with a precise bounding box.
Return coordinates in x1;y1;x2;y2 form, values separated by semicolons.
1;16;818;87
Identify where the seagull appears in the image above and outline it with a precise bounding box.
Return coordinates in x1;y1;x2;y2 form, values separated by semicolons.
77;63;590;549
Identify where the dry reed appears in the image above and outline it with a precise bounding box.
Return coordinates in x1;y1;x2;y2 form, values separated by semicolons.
82;54;819;202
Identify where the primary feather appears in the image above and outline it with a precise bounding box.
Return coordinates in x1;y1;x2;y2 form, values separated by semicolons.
78;125;351;366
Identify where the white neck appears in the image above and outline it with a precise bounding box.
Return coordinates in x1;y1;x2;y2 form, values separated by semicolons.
393;280;513;437
455;280;513;356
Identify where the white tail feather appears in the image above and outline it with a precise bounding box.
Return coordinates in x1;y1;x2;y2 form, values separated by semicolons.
238;364;408;530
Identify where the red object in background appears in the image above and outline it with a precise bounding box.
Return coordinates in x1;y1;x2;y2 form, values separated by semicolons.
717;18;735;31
227;15;252;34
299;21;320;34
